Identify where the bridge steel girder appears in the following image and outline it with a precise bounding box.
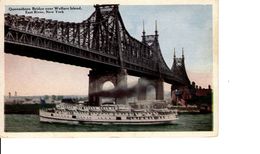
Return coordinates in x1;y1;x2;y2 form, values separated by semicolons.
4;30;184;86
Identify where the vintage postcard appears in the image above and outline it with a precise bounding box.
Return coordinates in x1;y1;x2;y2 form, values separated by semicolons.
0;0;218;137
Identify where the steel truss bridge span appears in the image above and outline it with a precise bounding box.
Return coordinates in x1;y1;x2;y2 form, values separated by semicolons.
4;4;190;86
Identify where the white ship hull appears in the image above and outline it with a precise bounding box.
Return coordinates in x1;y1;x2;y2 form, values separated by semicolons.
40;116;177;125
39;109;178;125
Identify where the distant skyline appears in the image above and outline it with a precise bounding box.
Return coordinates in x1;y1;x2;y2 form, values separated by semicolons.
5;5;212;96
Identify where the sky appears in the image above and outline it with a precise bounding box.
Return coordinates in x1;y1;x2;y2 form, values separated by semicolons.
4;5;212;96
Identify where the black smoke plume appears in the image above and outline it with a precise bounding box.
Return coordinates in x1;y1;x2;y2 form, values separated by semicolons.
89;80;151;98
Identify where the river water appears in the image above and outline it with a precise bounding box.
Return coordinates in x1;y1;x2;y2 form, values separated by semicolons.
5;114;213;132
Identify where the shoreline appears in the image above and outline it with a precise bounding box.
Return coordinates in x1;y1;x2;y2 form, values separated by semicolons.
4;104;55;114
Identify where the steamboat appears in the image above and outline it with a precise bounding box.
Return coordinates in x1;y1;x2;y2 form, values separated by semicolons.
39;100;178;125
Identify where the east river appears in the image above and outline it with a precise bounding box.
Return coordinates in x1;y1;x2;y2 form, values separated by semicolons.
5;113;213;132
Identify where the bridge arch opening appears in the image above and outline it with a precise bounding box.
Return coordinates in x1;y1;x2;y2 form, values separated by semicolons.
102;81;115;91
146;85;156;100
100;81;115;104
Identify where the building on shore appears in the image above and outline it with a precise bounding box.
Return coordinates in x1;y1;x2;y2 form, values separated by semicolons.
171;81;212;112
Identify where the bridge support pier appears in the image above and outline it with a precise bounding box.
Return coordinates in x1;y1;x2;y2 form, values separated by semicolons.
115;69;127;105
137;78;164;100
137;78;146;100
88;69;127;106
171;85;179;104
156;78;164;100
171;84;192;105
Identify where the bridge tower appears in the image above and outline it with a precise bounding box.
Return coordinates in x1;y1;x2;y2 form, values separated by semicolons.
88;5;128;106
138;20;164;100
171;48;190;85
171;48;191;104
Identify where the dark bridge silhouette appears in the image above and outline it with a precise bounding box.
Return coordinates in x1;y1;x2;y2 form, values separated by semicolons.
4;4;190;105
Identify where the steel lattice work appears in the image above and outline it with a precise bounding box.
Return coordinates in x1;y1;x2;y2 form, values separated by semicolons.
4;4;190;86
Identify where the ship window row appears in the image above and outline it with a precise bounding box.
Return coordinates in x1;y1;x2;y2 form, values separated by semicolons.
126;116;167;120
83;112;112;115
97;117;112;120
52;114;72;118
54;110;168;117
49;113;168;120
75;116;91;119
